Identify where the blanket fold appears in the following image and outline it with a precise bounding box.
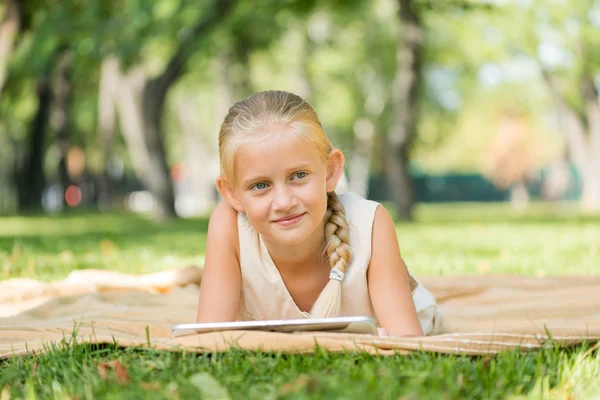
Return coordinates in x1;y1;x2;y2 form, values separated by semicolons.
1;268;598;358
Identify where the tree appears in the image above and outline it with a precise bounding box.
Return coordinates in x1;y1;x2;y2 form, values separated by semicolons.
101;1;236;219
521;0;600;211
383;0;423;220
15;55;54;210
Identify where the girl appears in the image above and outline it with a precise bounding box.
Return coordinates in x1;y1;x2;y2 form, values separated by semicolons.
196;90;441;337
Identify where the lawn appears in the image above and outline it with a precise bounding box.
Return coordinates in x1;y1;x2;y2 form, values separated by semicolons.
1;202;599;399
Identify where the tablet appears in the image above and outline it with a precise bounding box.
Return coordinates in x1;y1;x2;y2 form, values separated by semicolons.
172;316;378;338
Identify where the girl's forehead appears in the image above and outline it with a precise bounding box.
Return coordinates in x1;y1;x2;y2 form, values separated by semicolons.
234;134;324;178
238;131;318;158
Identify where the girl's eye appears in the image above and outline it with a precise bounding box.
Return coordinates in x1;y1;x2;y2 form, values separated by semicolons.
292;172;307;180
251;182;268;191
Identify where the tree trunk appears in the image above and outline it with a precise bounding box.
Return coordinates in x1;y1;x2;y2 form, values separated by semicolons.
581;75;600;211
384;0;423;220
541;154;571;201
137;80;178;219
176;94;219;216
510;181;529;210
231;34;253;99
50;47;73;199
349;118;375;198
542;70;600;212
96;56;120;209
0;0;20;100
17;76;52;211
113;0;235;220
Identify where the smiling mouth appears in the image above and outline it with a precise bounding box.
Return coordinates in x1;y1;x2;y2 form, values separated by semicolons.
273;213;306;225
274;213;305;222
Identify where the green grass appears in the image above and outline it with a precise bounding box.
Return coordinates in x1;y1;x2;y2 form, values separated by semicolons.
1;202;599;399
0;340;598;399
2;202;598;281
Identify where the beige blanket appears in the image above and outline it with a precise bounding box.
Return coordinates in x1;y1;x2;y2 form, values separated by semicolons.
1;267;599;358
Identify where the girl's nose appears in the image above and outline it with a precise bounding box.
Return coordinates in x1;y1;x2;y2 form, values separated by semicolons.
273;185;297;211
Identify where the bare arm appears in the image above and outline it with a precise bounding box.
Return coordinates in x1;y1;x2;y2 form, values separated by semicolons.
367;206;424;337
196;202;242;322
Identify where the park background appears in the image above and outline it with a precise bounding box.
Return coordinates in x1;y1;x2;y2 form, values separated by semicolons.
1;0;599;398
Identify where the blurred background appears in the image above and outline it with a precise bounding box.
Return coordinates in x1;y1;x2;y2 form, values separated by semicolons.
1;0;600;221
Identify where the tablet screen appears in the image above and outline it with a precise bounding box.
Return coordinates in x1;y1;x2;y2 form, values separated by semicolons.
172;316;377;337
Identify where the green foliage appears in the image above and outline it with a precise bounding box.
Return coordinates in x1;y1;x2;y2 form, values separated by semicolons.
2;0;600;203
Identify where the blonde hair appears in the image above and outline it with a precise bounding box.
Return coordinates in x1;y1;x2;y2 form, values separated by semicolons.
218;90;350;318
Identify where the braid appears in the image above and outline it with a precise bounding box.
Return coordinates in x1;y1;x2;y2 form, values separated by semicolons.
324;192;352;273
310;191;352;318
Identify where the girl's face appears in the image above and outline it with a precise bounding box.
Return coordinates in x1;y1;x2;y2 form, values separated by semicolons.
226;123;341;247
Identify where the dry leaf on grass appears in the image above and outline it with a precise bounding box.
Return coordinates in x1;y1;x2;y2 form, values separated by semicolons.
97;360;130;385
278;375;320;396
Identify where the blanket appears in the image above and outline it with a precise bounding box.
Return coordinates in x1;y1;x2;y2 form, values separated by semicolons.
1;267;599;358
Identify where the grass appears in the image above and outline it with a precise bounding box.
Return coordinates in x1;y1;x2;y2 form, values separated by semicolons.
1;340;598;399
1;202;599;399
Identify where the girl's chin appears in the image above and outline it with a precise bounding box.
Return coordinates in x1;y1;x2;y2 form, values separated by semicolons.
266;226;313;245
270;232;309;246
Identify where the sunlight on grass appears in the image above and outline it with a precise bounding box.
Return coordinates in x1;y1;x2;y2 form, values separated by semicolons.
1;202;599;281
509;343;600;399
0;212;209;281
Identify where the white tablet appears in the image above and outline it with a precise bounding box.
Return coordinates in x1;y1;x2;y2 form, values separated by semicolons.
172;316;378;338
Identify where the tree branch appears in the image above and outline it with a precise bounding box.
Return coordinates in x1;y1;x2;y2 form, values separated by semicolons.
148;0;236;114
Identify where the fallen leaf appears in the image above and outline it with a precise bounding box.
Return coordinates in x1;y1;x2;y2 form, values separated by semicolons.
97;363;109;381
113;360;130;385
278;375;320;396
189;373;231;400
97;360;130;385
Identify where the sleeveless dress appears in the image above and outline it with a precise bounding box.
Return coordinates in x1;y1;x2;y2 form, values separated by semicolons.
236;191;442;336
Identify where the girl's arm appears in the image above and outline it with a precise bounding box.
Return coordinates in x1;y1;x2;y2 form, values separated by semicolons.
367;206;424;337
196;201;242;322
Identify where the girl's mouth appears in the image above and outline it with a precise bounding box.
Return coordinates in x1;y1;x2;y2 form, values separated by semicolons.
273;213;305;226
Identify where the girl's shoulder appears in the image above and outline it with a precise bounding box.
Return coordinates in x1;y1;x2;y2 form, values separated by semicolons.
337;191;381;222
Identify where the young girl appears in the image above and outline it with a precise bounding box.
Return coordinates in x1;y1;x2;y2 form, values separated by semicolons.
196;90;441;337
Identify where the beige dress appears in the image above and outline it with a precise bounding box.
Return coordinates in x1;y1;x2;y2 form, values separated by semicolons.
237;191;442;335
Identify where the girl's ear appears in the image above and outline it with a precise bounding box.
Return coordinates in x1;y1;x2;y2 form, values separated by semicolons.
325;148;345;192
216;176;245;213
